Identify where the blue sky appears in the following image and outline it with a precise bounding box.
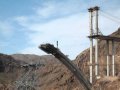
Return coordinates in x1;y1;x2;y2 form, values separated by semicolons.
0;0;120;59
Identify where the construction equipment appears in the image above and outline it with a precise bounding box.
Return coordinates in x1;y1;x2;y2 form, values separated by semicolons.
39;43;91;90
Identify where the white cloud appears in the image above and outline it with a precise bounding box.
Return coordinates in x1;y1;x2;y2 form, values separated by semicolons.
17;13;90;59
15;16;29;27
15;0;120;59
20;46;46;55
0;21;13;37
36;4;55;18
0;21;14;53
33;0;87;19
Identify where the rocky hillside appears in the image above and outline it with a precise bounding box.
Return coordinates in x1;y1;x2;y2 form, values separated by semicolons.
0;28;120;90
75;27;120;89
11;54;60;65
0;54;25;90
11;54;81;90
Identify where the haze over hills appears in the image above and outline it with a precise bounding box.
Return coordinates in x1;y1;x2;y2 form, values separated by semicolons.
0;28;120;90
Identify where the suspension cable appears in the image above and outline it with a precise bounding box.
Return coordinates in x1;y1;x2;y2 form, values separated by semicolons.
100;10;120;24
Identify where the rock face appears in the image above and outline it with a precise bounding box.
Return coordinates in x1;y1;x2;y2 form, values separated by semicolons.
0;53;24;90
0;28;120;90
11;54;81;90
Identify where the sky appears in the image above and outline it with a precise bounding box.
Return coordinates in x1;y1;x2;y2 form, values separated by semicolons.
0;0;120;59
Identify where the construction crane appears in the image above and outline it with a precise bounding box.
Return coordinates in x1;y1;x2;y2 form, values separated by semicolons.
39;43;91;90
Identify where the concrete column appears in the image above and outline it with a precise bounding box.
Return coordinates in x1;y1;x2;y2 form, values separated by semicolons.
112;41;115;76
88;8;93;83
94;6;99;76
95;39;98;76
106;40;109;76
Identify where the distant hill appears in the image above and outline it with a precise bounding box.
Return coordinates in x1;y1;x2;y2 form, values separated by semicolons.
11;54;60;64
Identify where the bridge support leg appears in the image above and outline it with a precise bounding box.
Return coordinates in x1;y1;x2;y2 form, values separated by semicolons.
90;39;93;83
88;8;93;83
95;39;99;77
94;6;99;77
106;40;109;76
112;41;115;76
